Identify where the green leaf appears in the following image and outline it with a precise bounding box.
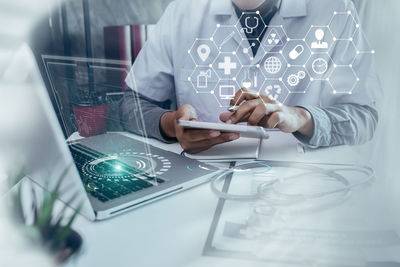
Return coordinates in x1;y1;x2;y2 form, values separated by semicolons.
11;184;26;224
50;192;80;236
31;185;39;224
52;203;83;250
37;191;55;228
36;166;70;228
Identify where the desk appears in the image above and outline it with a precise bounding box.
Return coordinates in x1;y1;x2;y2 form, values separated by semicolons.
62;132;399;267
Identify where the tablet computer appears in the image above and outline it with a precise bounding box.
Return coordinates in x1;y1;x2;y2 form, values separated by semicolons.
177;120;269;139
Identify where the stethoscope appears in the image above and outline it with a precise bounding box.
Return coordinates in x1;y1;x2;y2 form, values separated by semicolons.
210;161;375;215
244;16;259;34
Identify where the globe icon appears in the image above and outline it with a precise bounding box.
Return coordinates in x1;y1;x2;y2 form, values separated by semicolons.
264;56;282;74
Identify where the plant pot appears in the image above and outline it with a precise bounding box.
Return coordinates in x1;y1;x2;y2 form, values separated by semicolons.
72;103;108;137
55;229;83;264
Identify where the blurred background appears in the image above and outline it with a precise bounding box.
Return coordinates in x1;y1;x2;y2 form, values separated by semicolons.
0;0;399;266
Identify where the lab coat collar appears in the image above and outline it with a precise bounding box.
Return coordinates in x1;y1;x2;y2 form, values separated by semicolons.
210;0;233;16
211;0;308;18
280;0;307;18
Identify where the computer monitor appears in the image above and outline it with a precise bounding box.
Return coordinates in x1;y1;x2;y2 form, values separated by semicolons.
219;85;235;100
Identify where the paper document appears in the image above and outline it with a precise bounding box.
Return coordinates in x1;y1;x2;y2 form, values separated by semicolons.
203;161;400;265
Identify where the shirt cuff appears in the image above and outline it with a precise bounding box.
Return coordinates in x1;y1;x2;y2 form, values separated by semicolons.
152;109;177;144
293;105;332;148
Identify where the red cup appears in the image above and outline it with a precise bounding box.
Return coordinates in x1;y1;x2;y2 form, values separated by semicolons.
72;104;108;137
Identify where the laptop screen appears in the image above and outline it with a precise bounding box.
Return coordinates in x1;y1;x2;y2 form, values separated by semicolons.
41;55;158;178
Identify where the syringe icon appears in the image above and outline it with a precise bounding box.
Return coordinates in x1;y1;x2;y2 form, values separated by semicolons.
219;31;236;49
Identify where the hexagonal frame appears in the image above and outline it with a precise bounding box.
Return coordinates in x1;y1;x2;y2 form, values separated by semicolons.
214;79;241;107
282;39;311;67
282;66;312;93
328;65;359;94
260;52;288;79
262;25;288;50
188;66;219;94
236;39;266;65
236;64;265;92
188;38;219;66
235;11;268;41
306;52;334;80
212;52;242;80
328;11;359;40
329;39;358;66
305;26;334;53
259;79;290;104
212;24;242;53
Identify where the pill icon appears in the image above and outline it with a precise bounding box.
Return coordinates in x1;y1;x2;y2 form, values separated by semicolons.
289;44;305;60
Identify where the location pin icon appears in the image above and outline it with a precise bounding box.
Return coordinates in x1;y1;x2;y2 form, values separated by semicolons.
197;44;211;62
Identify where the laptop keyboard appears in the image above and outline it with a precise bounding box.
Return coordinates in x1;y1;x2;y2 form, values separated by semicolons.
69;143;164;202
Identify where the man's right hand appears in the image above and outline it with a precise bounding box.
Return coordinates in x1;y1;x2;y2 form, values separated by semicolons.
160;104;240;154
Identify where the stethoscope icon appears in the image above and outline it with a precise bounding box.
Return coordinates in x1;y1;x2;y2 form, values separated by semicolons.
243;16;259;34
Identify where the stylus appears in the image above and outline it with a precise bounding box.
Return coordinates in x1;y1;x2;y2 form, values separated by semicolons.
228;106;240;112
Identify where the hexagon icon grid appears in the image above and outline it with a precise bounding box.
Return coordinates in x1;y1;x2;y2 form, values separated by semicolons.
237;39;265;64
306;53;333;80
262;26;288;51
328;65;359;94
212;52;241;80
305;26;334;53
188;38;219;66
329;39;357;66
236;65;264;92
235;11;267;41
261;52;287;79
282;39;311;66
260;79;290;104
282;66;311;93
188;66;218;94
212;24;241;53
329;11;358;40
214;79;241;107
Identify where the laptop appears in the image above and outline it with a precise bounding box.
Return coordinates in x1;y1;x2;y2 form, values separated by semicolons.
0;44;219;221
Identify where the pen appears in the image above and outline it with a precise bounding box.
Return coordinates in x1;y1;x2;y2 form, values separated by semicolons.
228;105;240;112
228;90;259;112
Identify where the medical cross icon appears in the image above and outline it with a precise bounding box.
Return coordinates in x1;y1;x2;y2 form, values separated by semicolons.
218;56;237;75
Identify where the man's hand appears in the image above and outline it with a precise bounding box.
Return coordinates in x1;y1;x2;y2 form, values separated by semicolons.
160;104;239;154
220;88;314;136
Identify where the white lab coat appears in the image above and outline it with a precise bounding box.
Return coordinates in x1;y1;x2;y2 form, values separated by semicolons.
126;0;380;124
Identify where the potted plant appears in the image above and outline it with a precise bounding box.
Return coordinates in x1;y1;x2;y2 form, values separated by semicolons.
7;169;83;264
71;65;109;138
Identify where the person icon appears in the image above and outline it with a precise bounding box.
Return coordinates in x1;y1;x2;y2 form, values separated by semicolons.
311;28;329;49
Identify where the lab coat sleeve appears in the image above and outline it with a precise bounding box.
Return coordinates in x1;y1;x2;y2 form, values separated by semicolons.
124;1;177;102
122;2;178;142
294;104;378;147
121;90;177;143
294;1;381;147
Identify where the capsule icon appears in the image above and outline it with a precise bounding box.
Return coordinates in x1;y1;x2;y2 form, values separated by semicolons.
289;44;305;60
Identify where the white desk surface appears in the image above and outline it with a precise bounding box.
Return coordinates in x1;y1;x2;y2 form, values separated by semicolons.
62;131;398;267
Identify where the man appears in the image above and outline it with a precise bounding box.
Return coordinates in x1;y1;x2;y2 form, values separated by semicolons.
122;0;380;154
